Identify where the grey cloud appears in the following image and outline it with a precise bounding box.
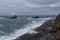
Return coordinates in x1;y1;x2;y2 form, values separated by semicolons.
27;0;60;4
0;0;60;15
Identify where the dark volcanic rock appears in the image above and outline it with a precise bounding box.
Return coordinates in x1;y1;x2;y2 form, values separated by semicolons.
34;20;53;32
15;33;43;40
33;16;39;18
7;15;17;19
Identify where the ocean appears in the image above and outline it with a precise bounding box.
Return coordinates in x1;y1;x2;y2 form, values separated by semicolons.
0;16;55;40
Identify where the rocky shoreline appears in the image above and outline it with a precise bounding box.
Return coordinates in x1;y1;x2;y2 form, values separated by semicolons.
15;14;60;40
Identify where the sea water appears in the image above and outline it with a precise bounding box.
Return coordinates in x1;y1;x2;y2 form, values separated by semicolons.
0;16;55;40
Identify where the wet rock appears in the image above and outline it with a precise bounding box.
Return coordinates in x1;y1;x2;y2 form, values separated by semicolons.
33;16;39;18
7;15;17;19
34;20;53;32
15;33;43;40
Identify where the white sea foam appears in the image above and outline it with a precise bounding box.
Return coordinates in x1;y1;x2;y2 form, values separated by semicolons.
0;18;52;40
0;17;5;19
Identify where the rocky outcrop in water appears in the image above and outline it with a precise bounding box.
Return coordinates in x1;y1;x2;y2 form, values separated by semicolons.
33;16;39;18
6;15;17;19
15;13;60;40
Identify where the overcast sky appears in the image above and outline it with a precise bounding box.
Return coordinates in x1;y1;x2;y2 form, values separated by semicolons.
0;0;60;15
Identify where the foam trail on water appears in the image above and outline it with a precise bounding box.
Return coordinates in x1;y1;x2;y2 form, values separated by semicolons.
0;18;52;40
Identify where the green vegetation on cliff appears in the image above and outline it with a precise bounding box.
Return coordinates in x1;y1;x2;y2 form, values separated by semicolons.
56;23;60;29
52;14;60;30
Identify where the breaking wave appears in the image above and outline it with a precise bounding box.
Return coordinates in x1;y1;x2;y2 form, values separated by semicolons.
0;17;52;40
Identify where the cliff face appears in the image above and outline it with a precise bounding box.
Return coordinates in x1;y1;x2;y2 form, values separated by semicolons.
52;14;60;30
51;14;60;40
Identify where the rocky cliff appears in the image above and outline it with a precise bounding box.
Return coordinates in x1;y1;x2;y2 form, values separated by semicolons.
51;14;60;40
